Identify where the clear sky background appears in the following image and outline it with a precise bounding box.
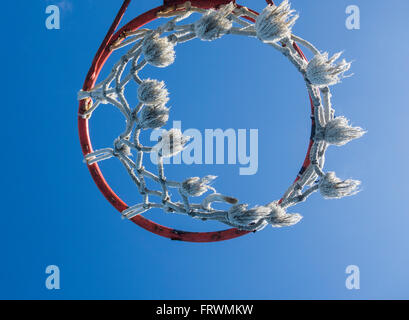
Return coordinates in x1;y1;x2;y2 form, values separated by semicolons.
1;0;409;299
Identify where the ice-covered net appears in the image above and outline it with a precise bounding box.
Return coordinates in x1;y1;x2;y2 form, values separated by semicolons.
78;0;365;235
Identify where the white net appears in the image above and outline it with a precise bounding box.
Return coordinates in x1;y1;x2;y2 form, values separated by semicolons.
78;1;365;232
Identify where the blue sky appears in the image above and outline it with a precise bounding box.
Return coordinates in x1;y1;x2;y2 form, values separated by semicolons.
1;0;409;299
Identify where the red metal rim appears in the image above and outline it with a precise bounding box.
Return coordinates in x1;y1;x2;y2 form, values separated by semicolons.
78;0;315;242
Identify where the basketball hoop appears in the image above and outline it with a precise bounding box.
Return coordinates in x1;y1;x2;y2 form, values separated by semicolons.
78;0;365;242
